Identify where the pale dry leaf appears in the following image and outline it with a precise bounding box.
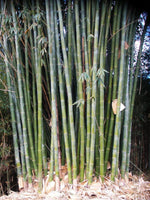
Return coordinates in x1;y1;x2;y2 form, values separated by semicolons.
47;191;64;199
18;176;24;190
69;194;82;200
107;161;111;170
79;179;88;188
124;174;129;184
112;99;125;115
73;178;78;192
112;99;118;114
46;181;55;193
60;181;65;191
55;176;60;191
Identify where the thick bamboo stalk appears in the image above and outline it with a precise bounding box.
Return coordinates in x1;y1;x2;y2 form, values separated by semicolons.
34;0;43;189
111;4;127;181
46;0;60;190
57;0;77;188
55;3;72;183
98;1;111;180
82;1;92;178
75;0;85;181
88;0;100;183
23;5;38;176
104;3;121;173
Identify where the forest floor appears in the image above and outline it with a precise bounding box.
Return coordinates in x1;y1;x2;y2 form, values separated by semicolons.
0;173;150;200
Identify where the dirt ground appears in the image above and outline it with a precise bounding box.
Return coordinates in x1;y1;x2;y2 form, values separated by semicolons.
0;173;150;200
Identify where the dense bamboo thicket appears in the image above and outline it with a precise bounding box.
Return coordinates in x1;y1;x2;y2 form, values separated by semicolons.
0;0;149;191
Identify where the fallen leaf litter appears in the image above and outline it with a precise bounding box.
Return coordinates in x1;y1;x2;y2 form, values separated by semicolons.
0;173;150;200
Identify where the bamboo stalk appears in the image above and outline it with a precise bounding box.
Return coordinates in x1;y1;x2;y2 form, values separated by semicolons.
23;3;38;176
34;0;43;189
81;0;91;179
120;14;135;177
11;1;32;184
55;3;72;183
75;0;85;181
68;0;72;88
98;0;111;180
46;0;60;190
3;34;22;185
29;2;38;162
57;0;77;188
88;0;100;183
111;3;127;180
126;16;149;173
104;2;121;173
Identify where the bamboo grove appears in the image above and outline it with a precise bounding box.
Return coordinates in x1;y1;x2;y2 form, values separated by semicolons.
0;0;149;191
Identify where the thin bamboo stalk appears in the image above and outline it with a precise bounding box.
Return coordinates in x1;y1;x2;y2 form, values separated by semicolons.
126;16;149;173
29;5;38;162
86;0;92;70
11;2;32;184
68;0;72;88
34;0;43;189
3;35;22;183
11;41;27;182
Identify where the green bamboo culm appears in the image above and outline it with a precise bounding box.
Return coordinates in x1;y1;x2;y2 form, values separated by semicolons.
125;15;149;175
11;1;32;184
46;0;60;189
88;0;100;184
80;0;91;179
35;0;43;190
75;0;85;181
54;1;72;183
0;1;22;183
111;3;127;181
23;2;38;177
120;12;135;178
3;35;22;182
56;0;78;188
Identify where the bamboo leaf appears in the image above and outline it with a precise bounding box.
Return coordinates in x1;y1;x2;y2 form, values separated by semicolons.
72;99;85;107
87;34;94;41
78;72;90;82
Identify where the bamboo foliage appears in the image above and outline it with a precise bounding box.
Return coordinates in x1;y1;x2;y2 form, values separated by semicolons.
0;0;148;191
